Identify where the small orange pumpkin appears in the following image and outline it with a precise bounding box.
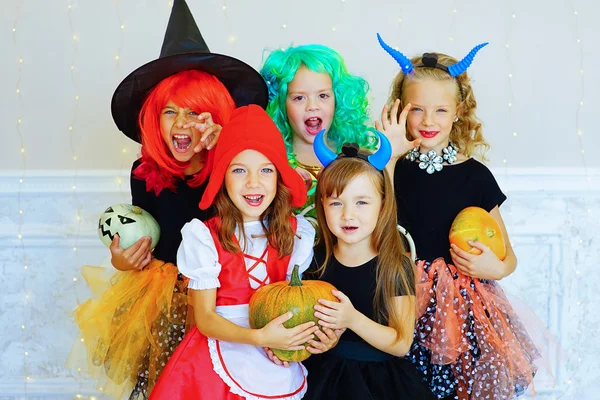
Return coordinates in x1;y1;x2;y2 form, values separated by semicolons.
449;206;506;260
248;265;338;362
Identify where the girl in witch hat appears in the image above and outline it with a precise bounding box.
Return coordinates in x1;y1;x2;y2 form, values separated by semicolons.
376;34;546;399
69;1;267;398
150;105;319;400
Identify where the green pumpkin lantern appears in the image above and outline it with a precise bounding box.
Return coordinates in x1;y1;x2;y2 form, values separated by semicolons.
97;204;160;250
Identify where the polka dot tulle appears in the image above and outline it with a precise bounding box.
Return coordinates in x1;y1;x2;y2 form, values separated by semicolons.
128;275;189;399
408;259;540;399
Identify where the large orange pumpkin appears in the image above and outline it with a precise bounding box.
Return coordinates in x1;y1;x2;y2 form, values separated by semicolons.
248;265;337;362
449;206;506;260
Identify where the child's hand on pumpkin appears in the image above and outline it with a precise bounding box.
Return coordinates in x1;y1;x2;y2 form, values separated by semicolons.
314;290;359;330
263;347;292;368
375;99;421;160
183;112;221;151
306;327;346;354
109;234;152;271
450;241;504;280
258;311;318;351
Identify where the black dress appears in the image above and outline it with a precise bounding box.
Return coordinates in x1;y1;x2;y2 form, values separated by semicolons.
394;158;539;399
127;159;213;399
302;250;436;400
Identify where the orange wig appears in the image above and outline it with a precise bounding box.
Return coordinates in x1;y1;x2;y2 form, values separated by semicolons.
134;69;235;194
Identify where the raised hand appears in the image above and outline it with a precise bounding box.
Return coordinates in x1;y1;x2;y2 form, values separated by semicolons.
183;112;222;151
375;99;421;160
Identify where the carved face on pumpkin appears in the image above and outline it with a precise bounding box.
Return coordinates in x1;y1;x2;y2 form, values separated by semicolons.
97;203;160;250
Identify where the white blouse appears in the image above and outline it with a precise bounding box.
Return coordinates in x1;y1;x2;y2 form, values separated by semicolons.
177;215;315;290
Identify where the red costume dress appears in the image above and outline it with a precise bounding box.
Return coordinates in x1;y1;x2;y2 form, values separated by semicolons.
150;215;314;400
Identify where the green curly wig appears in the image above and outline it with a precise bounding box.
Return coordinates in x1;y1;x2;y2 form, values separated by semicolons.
260;44;375;168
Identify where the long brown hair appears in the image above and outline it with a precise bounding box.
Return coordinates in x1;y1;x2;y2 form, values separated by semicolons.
214;174;296;257
314;156;416;342
386;53;489;161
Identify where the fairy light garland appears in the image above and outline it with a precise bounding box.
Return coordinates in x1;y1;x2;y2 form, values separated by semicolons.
116;0;130;200
66;2;88;398
560;1;588;397
13;0;30;393
221;1;236;45
501;2;518;167
447;0;459;45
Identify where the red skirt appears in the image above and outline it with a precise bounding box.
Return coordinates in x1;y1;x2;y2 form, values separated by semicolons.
150;326;243;400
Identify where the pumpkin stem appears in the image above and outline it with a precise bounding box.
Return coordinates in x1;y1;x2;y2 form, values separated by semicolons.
132;206;143;214
487;229;495;238
289;265;303;287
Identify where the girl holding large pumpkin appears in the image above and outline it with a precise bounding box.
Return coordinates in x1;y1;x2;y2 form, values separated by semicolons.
376;34;541;399
149;105;318;400
70;1;268;398
300;131;435;400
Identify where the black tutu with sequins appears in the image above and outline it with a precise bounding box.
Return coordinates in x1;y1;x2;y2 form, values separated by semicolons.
408;258;540;400
303;340;436;400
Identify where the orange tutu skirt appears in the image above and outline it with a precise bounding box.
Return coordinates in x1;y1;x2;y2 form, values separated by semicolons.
67;259;193;399
409;258;541;399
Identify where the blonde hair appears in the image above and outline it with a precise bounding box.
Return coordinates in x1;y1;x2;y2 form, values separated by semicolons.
386;53;490;161
314;156;415;342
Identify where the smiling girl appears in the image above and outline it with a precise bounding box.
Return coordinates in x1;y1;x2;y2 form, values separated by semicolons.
150;105;316;400
376;34;541;399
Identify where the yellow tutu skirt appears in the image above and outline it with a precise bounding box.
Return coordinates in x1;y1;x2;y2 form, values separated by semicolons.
67;259;193;399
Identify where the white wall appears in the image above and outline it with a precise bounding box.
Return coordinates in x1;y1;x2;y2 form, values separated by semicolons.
1;0;598;170
1;0;599;398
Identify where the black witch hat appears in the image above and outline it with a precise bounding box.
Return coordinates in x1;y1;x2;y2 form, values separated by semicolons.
111;0;268;143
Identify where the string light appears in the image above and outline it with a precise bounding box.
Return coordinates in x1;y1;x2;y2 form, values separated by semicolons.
67;4;88;397
561;2;589;396
500;4;518;167
447;0;459;50
114;1;132;201
221;1;235;48
12;0;31;393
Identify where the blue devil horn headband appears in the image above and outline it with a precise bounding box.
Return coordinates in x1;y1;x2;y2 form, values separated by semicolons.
376;33;414;74
314;129;392;171
447;42;488;76
377;33;488;77
314;130;337;167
